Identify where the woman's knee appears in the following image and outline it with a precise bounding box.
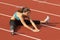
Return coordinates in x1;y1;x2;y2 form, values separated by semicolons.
33;20;40;24
9;20;16;30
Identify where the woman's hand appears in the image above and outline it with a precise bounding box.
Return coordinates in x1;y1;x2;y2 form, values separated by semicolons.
32;29;40;32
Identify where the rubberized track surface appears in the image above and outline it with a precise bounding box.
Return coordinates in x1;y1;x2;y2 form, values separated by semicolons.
0;0;60;40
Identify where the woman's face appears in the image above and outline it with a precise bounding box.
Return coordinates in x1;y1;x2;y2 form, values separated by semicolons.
23;11;30;16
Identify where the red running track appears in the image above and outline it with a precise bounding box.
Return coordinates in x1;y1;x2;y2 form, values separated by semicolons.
0;0;60;40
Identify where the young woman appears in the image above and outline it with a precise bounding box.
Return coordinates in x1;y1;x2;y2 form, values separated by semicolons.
10;7;49;35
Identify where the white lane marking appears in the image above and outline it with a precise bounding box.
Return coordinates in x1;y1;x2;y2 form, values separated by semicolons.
0;2;23;8
42;24;60;30
0;2;60;17
0;13;12;17
32;0;60;7
30;9;60;17
0;13;60;31
0;28;41;40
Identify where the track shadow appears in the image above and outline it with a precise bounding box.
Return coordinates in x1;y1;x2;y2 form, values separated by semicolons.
36;22;60;29
45;22;60;26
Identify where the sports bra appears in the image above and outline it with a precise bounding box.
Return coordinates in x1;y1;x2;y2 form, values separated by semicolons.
13;12;20;20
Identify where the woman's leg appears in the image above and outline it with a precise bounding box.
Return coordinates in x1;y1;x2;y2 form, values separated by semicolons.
24;20;40;25
10;20;17;35
24;18;49;25
24;16;50;25
40;16;50;24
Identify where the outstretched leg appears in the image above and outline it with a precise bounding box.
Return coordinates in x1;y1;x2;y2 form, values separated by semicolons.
24;16;50;25
40;16;50;24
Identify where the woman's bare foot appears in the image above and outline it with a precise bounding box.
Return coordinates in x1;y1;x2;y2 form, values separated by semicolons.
44;16;50;23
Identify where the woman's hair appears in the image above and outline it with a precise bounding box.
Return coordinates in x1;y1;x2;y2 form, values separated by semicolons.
17;7;31;13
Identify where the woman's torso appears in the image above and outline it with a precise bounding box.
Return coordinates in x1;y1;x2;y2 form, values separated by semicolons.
11;12;28;20
11;12;20;20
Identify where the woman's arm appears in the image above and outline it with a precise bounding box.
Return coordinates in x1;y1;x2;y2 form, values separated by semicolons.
18;14;34;31
27;16;39;30
29;18;38;30
28;17;40;32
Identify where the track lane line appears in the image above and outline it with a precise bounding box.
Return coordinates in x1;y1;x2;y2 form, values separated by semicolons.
41;24;60;30
32;0;60;7
0;28;41;40
0;2;60;18
0;13;60;31
0;13;11;17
